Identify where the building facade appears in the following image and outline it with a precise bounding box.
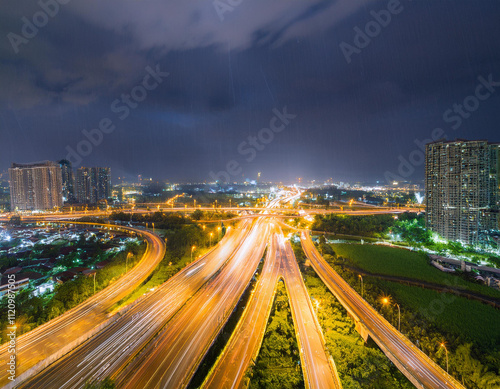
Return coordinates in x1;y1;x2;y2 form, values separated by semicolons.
59;159;75;203
425;139;500;244
75;167;111;204
9;161;63;211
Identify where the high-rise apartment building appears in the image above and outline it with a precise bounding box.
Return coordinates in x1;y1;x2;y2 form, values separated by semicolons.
75;167;111;204
9;161;63;211
59;159;75;203
425;139;500;244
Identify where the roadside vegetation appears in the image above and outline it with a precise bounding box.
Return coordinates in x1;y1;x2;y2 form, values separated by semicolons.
312;213;500;267
330;242;500;300
0;239;144;343
83;378;115;389
247;282;305;389
109;212;222;311
292;242;413;389
316;241;500;389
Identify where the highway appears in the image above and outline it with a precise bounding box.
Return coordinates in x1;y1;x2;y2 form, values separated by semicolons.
0;222;166;388
300;231;466;389
117;218;271;389
0;190;428;389
203;230;282;389
280;233;342;389
17;219;255;389
204;226;342;389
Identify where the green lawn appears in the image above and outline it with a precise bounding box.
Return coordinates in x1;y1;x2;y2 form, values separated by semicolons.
331;243;500;299
378;280;500;349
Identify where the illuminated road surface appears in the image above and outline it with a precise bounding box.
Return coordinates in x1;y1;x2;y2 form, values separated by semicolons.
203;231;282;389
204;229;342;389
280;234;342;389
17;220;255;389
301;232;465;389
0;223;166;388
117;218;271;389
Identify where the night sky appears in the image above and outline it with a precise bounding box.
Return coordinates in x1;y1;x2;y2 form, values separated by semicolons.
1;0;499;183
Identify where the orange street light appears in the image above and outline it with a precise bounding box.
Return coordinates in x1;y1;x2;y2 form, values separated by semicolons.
126;252;132;273
381;296;401;331
358;274;364;297
440;343;449;373
191;245;196;262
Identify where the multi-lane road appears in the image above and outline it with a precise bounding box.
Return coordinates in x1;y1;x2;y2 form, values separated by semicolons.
204;228;342;389
0;223;166;388
301;231;465;389
281;234;342;389
117;218;271;389
17;219;255;389
0;192;445;389
203;230;282;389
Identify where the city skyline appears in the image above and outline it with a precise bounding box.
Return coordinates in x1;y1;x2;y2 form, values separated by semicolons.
1;1;500;182
1;3;500;387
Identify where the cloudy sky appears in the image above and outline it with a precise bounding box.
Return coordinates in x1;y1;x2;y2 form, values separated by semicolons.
1;0;499;183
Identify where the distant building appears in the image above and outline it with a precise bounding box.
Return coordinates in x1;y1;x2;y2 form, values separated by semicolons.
9;161;63;211
59;159;75;203
425;139;500;244
75;167;111;204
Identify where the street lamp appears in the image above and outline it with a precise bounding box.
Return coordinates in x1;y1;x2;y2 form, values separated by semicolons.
93;272;96;294
217;226;221;239
381;296;401;332
126;252;132;273
358;274;364;297
395;302;401;332
209;232;213;246
191;245;196;262
440;343;449;373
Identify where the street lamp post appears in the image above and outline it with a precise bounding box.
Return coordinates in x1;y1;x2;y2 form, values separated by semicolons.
93;272;96;294
209;232;213;246
126;252;132;273
382;297;401;332
440;343;449;373
191;245;196;262
358;274;364;297
396;303;401;332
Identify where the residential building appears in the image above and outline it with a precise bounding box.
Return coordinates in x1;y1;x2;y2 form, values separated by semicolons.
9;161;63;211
425;139;500;244
59;159;75;203
75;167;111;204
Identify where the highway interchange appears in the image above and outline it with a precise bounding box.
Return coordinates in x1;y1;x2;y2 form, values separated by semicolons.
0;193;459;389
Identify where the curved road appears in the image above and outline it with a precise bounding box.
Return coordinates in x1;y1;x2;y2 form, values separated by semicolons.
301;232;465;389
16;220;255;389
0;222;166;388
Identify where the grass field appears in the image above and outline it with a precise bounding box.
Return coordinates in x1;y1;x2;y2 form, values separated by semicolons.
377;280;500;349
331;243;500;299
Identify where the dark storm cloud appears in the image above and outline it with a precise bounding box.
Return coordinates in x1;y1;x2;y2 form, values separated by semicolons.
0;0;499;182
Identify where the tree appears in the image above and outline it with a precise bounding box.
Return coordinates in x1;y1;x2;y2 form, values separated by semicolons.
191;209;204;221
8;215;21;226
